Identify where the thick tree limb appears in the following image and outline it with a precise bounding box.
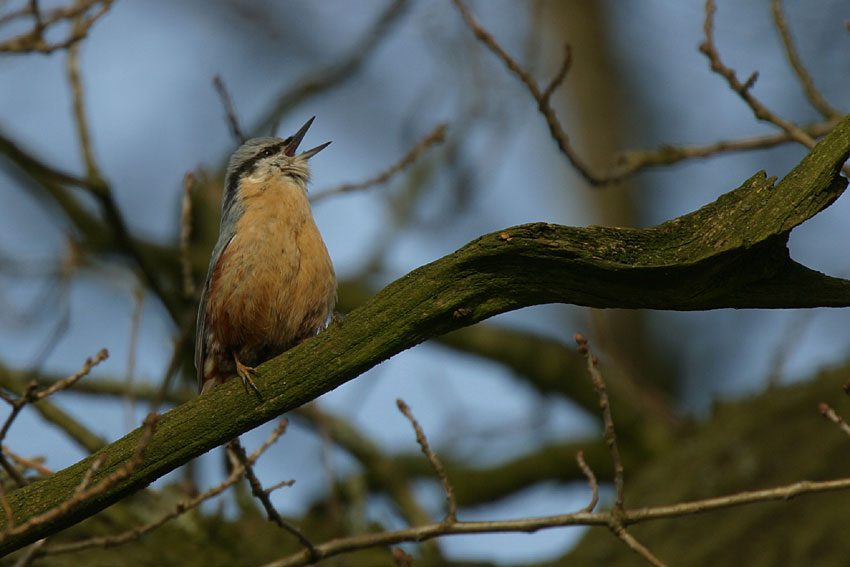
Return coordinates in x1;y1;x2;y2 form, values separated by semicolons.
1;114;849;555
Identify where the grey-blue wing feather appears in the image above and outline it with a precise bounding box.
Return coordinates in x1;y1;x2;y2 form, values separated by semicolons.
195;158;248;392
194;230;236;392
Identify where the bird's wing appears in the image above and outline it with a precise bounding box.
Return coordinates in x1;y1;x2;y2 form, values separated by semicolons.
195;232;235;393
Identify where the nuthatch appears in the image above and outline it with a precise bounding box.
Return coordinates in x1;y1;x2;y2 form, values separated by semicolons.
195;117;336;395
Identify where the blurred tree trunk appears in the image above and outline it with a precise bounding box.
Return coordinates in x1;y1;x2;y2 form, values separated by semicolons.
544;1;675;412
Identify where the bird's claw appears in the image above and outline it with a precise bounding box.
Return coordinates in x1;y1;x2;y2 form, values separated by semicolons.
234;355;262;400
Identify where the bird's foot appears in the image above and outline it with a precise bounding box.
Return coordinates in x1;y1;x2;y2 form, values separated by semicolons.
234;355;262;400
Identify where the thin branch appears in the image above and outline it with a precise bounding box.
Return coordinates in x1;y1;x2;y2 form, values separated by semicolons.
1;448;52;476
262;474;850;567
179;172;197;299
770;0;840;119
575;334;624;509
0;413;158;544
451;0;604;185
541;44;572;103
12;537;46;567
33;349;108;401
311;403;342;534
213;75;245;144
0;0;114;54
0;379;38;487
626;477;850;522
66;26;102;181
818;403;850;438
700;0;813;146
608;524;668;567
0;363;107;453
0;381;38;445
249;0;409;137
311;124;448;203
0;129;103;191
150;317;194;414
124;289;143;429
575;334;664;566
697;0;850;179
40;419;289;557
227;436;317;561
0;129;183;321
392;548;414;567
614;117;840;175
264;479;296;495
576;450;599;513
0;485;13;530
74;455;106;495
397;398;457;522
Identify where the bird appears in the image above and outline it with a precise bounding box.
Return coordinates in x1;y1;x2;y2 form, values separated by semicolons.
195;117;337;396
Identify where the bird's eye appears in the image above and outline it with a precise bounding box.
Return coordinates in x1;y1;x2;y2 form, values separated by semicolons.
260;147;276;158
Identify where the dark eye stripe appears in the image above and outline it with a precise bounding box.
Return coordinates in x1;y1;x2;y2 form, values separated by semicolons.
226;141;287;198
222;140;288;210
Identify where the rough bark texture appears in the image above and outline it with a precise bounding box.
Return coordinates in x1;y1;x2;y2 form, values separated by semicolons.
1;113;849;555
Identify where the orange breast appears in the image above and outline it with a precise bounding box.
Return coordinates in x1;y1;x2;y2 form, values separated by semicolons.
204;177;336;357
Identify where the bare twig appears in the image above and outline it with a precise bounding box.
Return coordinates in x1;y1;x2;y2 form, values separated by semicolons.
451;0;605;185
0;413;158;543
0;0;113;54
697;0;850;178
818;403;850;439
770;0;840;119
213;75;245;144
262;474;850;567
608;523;668;567
12;537;46;567
74;455;106;494
0;379;39;487
0;381;38;445
576;450;599;513
603;9;843;179
179;172;197;299
574;333;662;566
150;318;194;414
397;398;457;522
0;485;13;530
311;403;342;534
0;362;106;454
0;126;182;321
541;45;572;103
124;289;143;428
66;26;101;180
392;547;414;567
311;124;448;203
33;349;108;401
250;0;409;137
40;419;289;556
575;334;624;509
700;0;814;146
227;435;317;560
264;479;296;495
1;448;52;476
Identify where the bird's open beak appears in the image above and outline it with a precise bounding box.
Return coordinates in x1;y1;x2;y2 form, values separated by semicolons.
284;116;332;158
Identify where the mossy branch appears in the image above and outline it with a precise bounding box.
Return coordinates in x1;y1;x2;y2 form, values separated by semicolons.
2;114;850;555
